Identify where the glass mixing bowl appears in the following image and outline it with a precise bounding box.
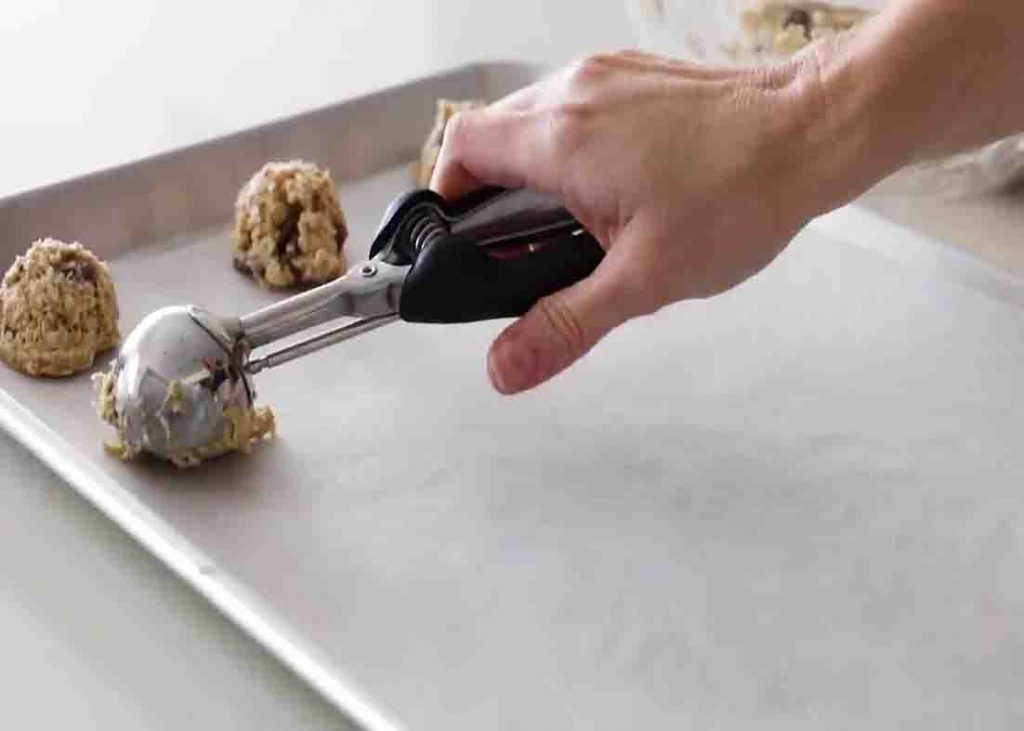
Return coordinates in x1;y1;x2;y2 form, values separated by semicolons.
625;0;1024;198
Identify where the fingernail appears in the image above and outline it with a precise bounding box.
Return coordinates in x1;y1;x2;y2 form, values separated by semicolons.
489;340;536;395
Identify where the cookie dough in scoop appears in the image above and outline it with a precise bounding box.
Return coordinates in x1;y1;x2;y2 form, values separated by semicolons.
93;365;276;468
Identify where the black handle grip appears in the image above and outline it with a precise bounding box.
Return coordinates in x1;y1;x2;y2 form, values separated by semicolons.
369;187;606;323
444;186;581;247
399;229;605;323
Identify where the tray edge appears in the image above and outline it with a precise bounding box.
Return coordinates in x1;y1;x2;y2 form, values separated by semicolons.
811;202;1024;308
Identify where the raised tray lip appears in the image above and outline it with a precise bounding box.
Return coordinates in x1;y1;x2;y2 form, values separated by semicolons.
813;203;1024;309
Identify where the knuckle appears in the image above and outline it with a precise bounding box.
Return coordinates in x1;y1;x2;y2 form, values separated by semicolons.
441;111;472;151
440;109;479;155
547;105;580;150
545;102;593;161
619;268;663;315
613;47;649;60
537;296;589;360
604;253;666;318
563;53;614;88
610;262;648;302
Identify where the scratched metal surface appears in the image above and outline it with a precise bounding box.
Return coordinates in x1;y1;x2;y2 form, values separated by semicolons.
2;63;1024;730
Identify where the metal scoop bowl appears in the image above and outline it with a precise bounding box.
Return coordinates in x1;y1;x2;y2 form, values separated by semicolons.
110;306;254;460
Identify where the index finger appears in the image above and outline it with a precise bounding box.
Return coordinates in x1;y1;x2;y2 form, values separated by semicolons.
429;106;562;201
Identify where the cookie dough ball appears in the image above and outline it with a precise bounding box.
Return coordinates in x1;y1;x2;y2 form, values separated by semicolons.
0;239;119;377
414;99;484;187
233;161;348;288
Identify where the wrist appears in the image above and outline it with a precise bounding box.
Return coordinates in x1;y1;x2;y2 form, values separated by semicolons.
800;0;1024;198
775;34;915;216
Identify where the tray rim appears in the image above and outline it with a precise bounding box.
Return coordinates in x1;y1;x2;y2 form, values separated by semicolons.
810;203;1024;308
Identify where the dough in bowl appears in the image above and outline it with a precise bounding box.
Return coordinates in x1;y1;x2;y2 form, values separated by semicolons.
233;160;348;288
0;238;119;377
737;1;871;58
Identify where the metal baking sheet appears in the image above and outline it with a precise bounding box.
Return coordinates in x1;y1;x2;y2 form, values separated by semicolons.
3;62;1024;730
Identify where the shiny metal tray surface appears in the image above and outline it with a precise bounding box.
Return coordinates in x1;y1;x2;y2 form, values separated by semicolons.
3;63;1024;730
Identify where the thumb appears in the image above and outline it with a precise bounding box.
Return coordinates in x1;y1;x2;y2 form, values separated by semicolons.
487;248;637;395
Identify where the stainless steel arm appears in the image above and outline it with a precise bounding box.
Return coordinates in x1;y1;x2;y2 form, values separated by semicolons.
237;260;408;350
246;312;399;375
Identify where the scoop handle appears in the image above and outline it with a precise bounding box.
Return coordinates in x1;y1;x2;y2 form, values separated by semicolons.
371;187;605;324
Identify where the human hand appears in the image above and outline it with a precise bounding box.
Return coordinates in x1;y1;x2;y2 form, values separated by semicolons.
432;50;879;395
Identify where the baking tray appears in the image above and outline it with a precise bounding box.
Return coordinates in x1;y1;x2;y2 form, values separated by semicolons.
4;62;1024;730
